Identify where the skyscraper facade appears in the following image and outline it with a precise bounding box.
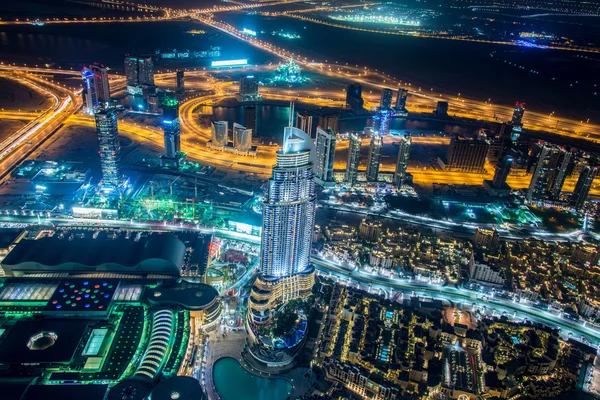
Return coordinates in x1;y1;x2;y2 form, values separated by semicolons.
176;69;185;101
95;108;121;189
81;67;98;115
91;63;110;104
527;143;571;202
295;112;313;137
492;155;513;189
366;133;383;182
162;96;180;159
380;88;393;109
571;164;597;209
346;134;361;185
372;110;391;136
435;101;449;116
210;121;229;148
318;114;339;134
314;127;336;184
239;75;260;101
260;126;316;278
346;83;364;113
233;123;252;153
445;137;489;173
394;135;411;187
511;102;526;129
124;56;154;95
395;88;408;110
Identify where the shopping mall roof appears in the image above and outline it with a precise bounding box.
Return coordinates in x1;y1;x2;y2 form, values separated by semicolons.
147;281;219;310
2;234;186;276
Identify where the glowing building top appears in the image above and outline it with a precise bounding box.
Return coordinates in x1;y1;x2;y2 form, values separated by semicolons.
273;59;307;84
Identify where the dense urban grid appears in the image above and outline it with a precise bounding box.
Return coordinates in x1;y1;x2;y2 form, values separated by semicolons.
0;0;599;399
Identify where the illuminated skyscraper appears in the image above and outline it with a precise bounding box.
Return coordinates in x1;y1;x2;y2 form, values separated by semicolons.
314;127;336;184
571;164;597;209
380;88;393;110
210;121;229;149
95;108;121;189
81;67;98;115
124;56;139;94
395;88;408;110
511;102;526;130
91;63;110;104
162;95;180;159
346;83;364;113
492;155;513;189
318;114;339;134
346;134;361;185
124;56;154;95
366;133;383;182
527;143;571;202
260;126;316;278
550;150;573;199
394;135;411;187
239;75;261;102
372;110;391;136
233;123;252;153
295;112;313;137
176;69;185;101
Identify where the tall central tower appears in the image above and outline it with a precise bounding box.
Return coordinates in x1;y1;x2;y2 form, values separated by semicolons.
260;126;316;278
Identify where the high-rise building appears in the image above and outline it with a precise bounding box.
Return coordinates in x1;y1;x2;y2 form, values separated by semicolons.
527;143;571;202
162;95;180;160
314;127;336;184
394;135;411;187
124;56;139;94
210;121;229;149
571;164;597;209
243;105;258;135
233;123;252;153
366;133;383;182
124;56;154;95
239;75;261;101
138;56;154;86
176;69;185;101
372;110;391;136
395;88;408;110
318;114;339;134
492;155;513;188
380;88;393;110
91;63;110;104
511;102;526;129
260;126;316;278
81;67;98;115
435;101;449;116
95;108;121;190
346;134;361;185
550;150;573;199
295;112;313;137
443;137;489;173
346;83;364;113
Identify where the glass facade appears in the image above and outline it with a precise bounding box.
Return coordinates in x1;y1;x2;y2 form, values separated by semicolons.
95;108;121;189
260;127;316;278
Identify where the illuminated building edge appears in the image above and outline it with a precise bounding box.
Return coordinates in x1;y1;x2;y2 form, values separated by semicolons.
247;264;315;326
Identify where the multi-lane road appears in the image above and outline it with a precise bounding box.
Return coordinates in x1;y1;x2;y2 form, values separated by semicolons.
0;213;595;346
